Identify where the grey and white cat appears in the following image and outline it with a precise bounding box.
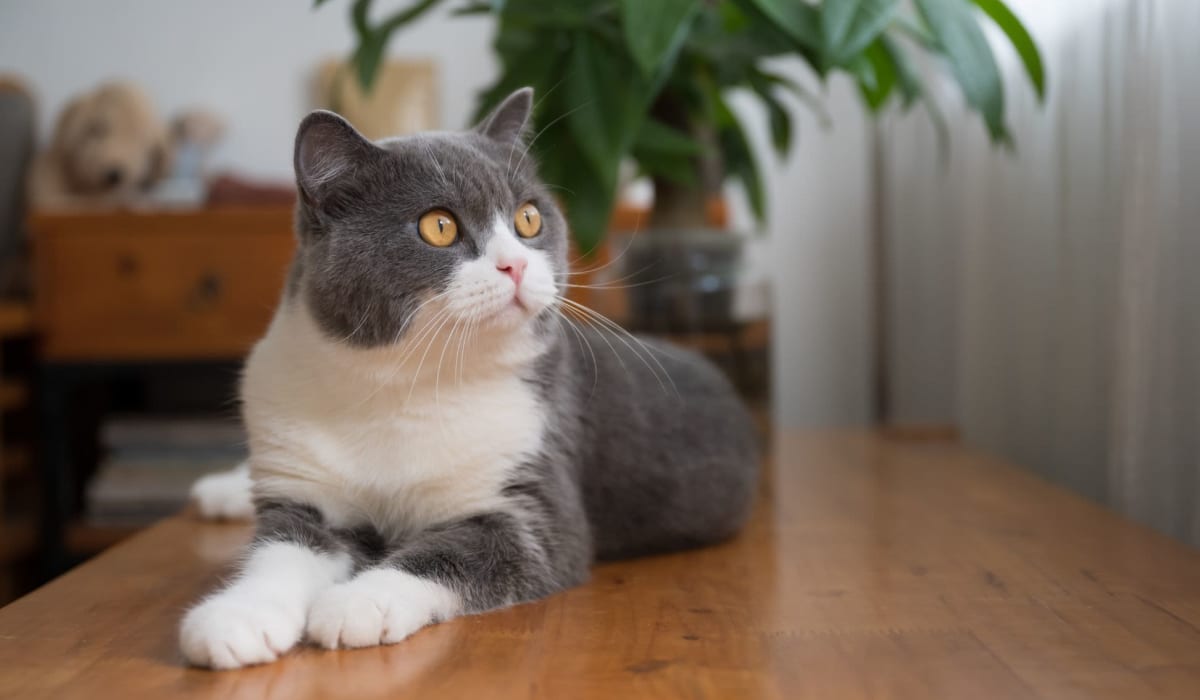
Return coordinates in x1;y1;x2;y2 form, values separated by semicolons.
179;89;759;670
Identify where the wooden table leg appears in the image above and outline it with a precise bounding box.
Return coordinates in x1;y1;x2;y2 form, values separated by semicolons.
36;364;73;580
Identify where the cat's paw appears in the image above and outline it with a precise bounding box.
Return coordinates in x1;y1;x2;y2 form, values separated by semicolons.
180;589;305;669
191;464;255;521
305;569;461;649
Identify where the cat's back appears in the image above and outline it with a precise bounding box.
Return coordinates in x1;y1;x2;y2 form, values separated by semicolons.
562;325;760;559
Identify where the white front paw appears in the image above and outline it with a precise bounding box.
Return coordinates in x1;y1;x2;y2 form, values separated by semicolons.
305;569;461;650
180;590;305;669
191;464;255;521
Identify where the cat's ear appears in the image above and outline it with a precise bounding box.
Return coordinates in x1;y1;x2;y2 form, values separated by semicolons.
475;87;533;146
294;110;377;206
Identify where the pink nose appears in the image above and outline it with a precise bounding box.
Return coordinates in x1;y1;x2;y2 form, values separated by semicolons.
497;258;527;287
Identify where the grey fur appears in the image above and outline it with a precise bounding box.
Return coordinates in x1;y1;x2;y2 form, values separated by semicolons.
254;89;759;617
290;92;565;347
255;499;388;567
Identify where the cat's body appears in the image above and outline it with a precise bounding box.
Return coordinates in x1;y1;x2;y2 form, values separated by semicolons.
180;89;758;670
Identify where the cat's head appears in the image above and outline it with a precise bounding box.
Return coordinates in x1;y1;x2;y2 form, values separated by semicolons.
290;88;567;352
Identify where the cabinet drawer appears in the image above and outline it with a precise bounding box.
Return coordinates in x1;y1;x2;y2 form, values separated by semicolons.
33;208;295;362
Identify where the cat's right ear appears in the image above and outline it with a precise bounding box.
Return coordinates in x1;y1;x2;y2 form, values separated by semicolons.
475;87;533;146
294;110;376;207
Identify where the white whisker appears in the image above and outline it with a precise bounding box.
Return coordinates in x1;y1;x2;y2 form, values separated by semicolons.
405;306;460;405
553;310;599;400
557;296;678;397
558;302;631;383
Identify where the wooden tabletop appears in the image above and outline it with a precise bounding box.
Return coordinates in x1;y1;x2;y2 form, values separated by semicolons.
3;431;1200;699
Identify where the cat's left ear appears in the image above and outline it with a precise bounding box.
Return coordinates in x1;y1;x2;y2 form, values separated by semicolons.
475;87;533;146
294;110;379;208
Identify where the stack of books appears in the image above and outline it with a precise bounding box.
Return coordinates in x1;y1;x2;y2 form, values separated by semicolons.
85;416;247;526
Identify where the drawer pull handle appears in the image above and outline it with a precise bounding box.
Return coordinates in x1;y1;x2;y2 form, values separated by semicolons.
189;273;224;309
116;255;139;277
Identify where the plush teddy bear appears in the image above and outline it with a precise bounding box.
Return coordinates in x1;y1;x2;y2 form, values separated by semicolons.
29;81;173;209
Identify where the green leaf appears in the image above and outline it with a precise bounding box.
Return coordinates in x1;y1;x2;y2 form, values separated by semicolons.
474;37;563;124
521;24;654;250
746;73;791;155
541;117;617;253
349;0;447;91
452;1;494;16
619;0;700;77
351;0;371;39
765;98;791;155
914;0;1008;142
314;0;335;7
921;88;951;163
473;0;584;124
634;119;704;156
738;0;821;52
632;119;703;185
724;125;765;222
564;31;651;186
854;39;896;111
821;0;900;67
632;149;699;187
696;1;808;67
719;0;750;33
889;13;938;49
494;0;610;30
563;171;615;254
752;69;832;126
525;89;619;253
352;29;388;90
972;0;1045;101
693;72;765;220
881;34;921;106
711;91;765;221
378;0;446;33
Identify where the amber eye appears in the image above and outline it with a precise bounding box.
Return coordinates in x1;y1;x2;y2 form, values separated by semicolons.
514;202;542;238
418;209;459;247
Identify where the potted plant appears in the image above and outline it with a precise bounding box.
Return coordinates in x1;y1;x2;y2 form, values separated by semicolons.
316;0;1042;389
319;0;1042;245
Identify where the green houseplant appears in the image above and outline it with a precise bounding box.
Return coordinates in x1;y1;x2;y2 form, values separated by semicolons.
316;0;1043;251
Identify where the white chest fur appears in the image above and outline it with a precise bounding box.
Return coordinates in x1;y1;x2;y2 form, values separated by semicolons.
241;301;546;539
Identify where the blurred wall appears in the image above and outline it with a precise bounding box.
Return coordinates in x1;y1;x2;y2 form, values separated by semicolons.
886;0;1200;544
729;74;874;428
880;0;1137;430
0;0;496;179
0;1;876;429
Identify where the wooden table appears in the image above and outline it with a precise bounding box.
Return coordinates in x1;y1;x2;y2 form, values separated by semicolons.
3;432;1200;699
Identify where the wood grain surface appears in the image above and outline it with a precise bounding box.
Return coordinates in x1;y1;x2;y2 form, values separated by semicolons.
31;208;296;362
2;432;1200;699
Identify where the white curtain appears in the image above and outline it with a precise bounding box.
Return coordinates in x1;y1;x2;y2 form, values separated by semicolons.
884;0;1200;544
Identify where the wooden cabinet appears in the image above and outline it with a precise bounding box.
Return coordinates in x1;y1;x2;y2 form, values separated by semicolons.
28;207;296;573
31;208;295;362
